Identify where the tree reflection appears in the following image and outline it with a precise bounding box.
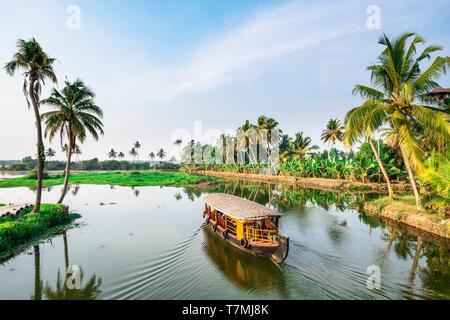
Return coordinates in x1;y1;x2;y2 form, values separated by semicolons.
174;192;182;201
31;231;102;300
31;245;42;300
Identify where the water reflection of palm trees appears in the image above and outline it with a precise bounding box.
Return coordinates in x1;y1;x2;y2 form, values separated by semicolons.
184;179;450;297
373;222;450;298
32;231;102;300
174;192;182;201
184;179;380;212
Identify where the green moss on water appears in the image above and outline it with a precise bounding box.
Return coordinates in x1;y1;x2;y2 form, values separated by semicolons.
0;170;216;188
0;204;81;261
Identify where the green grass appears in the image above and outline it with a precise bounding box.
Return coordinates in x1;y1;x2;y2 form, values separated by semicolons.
0;170;216;188
0;204;80;261
370;195;417;211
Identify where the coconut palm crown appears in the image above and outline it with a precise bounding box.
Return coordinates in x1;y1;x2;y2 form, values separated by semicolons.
321;119;344;147
41;79;104;203
344;32;450;207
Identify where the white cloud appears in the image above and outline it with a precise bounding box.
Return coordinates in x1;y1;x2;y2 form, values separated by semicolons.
162;1;361;100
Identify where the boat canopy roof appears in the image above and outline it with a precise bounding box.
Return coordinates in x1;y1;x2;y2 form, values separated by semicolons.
203;193;282;221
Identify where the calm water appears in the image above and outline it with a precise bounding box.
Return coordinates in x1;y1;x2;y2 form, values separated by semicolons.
0;181;449;300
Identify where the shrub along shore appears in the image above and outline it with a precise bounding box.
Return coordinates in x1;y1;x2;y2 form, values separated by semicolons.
364;196;450;239
197;170;449;239
0;170;217;188
0;204;80;261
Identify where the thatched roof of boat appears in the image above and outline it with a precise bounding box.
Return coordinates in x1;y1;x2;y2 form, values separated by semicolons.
203;193;282;221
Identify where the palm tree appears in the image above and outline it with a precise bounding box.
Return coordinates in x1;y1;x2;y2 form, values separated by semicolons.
133;141;141;159
73;144;82;161
45;148;56;161
237;120;256;163
257;116;279;165
344;33;450;207
174;138;183;160
174;138;182;147
5;38;57;213
149;152;155;161
289;132;318;160
129;147;138;160
321;119;344;147
118;152;125;160
108;149;117;159
41;79;104;204
157;148;166;162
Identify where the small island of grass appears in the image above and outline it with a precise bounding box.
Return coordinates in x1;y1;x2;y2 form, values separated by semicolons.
364;196;450;239
0;170;217;189
0;204;81;261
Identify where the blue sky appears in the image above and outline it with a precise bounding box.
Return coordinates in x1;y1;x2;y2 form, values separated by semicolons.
0;0;449;160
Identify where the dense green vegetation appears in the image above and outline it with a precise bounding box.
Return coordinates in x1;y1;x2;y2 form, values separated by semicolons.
180;33;450;214
2;157;179;172
0;171;216;188
0;204;80;260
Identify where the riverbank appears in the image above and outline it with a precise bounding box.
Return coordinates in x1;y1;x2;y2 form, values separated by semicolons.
0;204;80;261
0;171;217;188
195;170;409;192
364;196;450;239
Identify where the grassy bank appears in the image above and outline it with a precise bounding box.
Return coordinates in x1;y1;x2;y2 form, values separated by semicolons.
0;204;81;261
196;170;409;192
0;171;217;188
364;196;450;239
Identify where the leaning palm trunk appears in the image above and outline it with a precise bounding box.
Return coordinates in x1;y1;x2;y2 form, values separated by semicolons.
399;144;423;209
58;138;73;204
29;78;44;213
369;139;394;198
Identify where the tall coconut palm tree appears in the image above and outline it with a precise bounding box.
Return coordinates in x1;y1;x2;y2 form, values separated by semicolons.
41;79;104;204
133;141;141;159
108;149;117;159
118;152;125;160
45;148;56;161
157;148;166;162
344;32;450;208
321;119;344;147
5;38;57;213
149;152;155;161
129;147;138;160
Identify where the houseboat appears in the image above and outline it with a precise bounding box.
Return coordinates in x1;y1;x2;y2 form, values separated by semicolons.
203;193;289;264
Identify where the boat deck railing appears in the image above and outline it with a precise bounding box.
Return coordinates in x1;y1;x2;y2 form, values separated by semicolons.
245;227;280;244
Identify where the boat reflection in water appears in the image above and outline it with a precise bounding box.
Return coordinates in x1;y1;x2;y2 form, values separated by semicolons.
202;226;289;296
